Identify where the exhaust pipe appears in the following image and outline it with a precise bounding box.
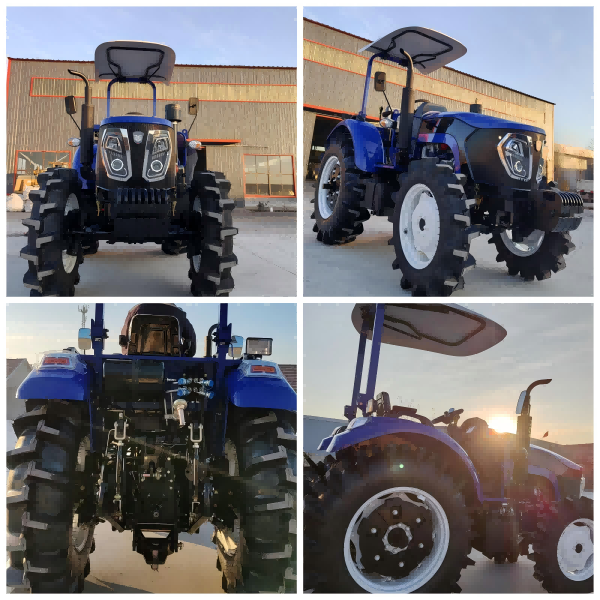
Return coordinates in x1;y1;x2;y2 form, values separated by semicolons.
68;70;95;179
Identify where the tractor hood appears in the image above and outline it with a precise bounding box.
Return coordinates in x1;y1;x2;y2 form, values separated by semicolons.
359;27;466;75
351;304;507;357
422;111;546;135
95;40;176;84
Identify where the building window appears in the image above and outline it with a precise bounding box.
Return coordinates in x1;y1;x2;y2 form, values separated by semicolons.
14;150;71;190
244;155;295;197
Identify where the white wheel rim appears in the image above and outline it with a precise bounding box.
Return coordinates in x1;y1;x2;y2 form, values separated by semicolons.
62;194;79;274
344;486;450;593
557;517;593;581
500;229;545;257
399;184;440;269
318;155;341;219
192;198;201;272
65;193;79;215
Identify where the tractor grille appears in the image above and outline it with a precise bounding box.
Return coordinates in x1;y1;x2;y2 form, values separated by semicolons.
114;187;173;205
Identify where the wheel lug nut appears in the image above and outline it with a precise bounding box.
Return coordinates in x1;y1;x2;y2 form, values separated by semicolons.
374;555;380;561
399;562;404;568
416;518;421;523
371;528;377;534
392;509;398;516
418;543;424;548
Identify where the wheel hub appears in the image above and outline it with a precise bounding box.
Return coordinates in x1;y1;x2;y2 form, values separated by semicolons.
557;518;594;580
317;156;341;219
356;497;434;578
500;228;545;257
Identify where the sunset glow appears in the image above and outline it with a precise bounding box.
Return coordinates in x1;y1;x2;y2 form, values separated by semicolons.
487;415;517;435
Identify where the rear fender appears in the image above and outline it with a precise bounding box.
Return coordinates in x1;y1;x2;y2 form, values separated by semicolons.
322;417;484;504
328;120;384;172
227;360;296;411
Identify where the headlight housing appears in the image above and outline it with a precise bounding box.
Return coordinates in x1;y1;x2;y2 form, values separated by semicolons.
497;133;533;182
101;128;132;181
380;117;394;129
536;157;544;184
142;130;172;182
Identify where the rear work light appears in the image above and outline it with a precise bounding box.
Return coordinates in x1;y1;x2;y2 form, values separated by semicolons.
43;357;70;365
250;365;276;374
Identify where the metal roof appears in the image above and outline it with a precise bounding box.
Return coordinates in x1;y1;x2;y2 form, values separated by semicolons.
303;18;554;105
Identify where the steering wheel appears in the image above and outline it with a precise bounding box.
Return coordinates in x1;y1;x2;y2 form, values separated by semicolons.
432;408;464;426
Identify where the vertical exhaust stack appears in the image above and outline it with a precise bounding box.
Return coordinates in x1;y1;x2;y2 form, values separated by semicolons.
68;69;95;179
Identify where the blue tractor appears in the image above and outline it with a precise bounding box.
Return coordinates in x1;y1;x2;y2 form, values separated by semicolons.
304;304;592;593
7;303;296;593
21;41;237;297
311;27;583;296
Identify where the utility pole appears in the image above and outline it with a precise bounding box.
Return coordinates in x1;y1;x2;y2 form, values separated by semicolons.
78;305;89;353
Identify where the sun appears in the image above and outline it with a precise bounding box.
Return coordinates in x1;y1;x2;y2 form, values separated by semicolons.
487;414;517;434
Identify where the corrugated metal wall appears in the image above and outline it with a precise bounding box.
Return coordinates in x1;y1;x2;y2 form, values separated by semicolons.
7;60;296;198
303;19;555;179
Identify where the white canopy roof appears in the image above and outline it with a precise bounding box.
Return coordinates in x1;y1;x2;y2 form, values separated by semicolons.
94;41;176;84
351;303;506;357
358;27;466;75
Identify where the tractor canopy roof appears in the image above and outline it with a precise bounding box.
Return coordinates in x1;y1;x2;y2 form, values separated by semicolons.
351;304;506;357
359;27;466;75
95;41;176;85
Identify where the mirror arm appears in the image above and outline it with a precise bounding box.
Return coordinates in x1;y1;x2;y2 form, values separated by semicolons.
69;113;81;132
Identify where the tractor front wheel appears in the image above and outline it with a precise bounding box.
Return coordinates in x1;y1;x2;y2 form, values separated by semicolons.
391;159;476;296
304;444;474;593
188;171;237;296
311;131;370;245
20;168;84;296
7;400;96;593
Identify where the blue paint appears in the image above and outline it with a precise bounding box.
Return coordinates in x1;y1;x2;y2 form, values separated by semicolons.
329;120;384;172
424;111;546;134
227;360;296;411
529;464;561;501
530;443;582;472
100;116;172;128
73;144;97;189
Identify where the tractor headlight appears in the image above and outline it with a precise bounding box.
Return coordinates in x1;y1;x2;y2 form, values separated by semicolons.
536;158;544;184
143;130;172;182
101;128;132;182
380;117;394;129
497;133;533;182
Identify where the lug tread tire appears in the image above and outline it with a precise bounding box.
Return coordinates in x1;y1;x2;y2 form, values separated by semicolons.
218;409;296;593
490;231;574;282
7;400;95;593
20;168;83;297
312;130;369;245
188;171;237;296
531;496;593;593
304;443;473;593
391;159;473;297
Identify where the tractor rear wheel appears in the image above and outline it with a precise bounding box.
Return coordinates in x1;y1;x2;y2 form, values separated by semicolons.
311;130;370;245
531;496;593;592
20;168;84;296
188;171;237;296
7;400;96;593
217;409;296;593
391;159;476;296
304;444;474;593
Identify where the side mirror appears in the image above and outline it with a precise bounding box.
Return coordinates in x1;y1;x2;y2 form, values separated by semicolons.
78;328;92;351
188;97;198;115
228;335;244;359
516;391;527;415
65;95;77;115
246;337;273;357
374;71;386;92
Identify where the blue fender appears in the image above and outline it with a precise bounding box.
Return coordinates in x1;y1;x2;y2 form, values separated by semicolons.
435;112;546;135
17;355;92;402
72;144;97;190
416;133;461;173
227;360;296;412
320;416;484;502
328;120;384;172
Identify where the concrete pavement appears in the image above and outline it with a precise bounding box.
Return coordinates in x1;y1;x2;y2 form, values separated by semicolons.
7;209;296;297
304;187;593;297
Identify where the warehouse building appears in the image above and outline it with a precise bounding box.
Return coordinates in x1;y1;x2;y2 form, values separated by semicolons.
6;57;297;199
304;18;560;182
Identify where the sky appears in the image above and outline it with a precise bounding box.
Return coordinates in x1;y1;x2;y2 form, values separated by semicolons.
7;303;297;366
304;303;593;446
304;7;594;149
6;7;297;68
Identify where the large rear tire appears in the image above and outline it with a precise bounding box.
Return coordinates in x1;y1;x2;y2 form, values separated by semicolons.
7;400;95;593
304;444;474;593
311;130;370;245
217;409;297;593
391;159;476;296
188;171;237;296
20;168;83;296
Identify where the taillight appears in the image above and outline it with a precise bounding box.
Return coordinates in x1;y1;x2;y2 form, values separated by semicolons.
250;365;276;374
